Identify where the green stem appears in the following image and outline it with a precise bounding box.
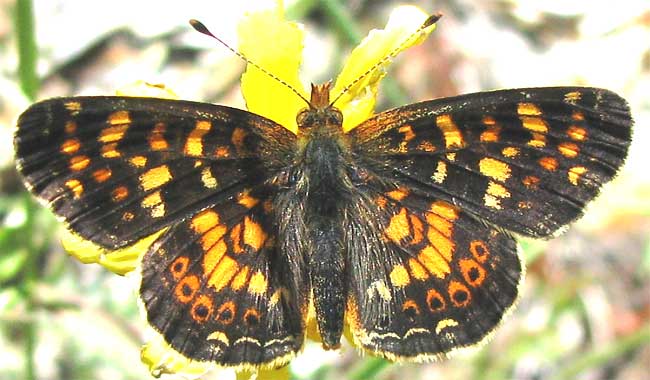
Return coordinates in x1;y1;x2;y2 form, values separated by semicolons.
18;196;38;380
551;324;650;380
348;357;390;380
285;0;318;21
15;0;39;100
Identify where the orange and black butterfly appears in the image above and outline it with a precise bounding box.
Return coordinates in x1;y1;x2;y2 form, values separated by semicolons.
14;16;632;368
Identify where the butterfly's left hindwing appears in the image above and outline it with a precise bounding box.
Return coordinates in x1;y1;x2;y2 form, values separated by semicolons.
14;97;295;249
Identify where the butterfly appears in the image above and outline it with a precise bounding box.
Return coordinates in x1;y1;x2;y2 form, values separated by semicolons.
14;16;632;369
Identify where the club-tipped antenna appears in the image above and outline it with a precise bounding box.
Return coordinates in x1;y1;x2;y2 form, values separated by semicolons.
189;19;311;106
329;13;442;108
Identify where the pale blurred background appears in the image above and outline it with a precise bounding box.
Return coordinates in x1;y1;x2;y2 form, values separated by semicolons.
0;1;648;379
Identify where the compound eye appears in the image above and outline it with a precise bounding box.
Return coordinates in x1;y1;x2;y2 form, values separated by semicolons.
331;109;343;124
296;108;311;127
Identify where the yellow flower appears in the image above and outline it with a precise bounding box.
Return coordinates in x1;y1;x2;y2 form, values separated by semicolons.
62;4;436;379
239;4;436;133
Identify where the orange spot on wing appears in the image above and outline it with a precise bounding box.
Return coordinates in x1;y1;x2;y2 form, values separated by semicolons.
386;187;409;201
571;111;585;121
139;165;172;191
100;115;130;143
92;168;112;183
518;102;542;116
426;226;454;261
169;256;189;280
248;271;268;295
100;143;120;158
243;217;267;251
230;223;243;254
426;289;446;312
417;141;436;152
502;146;520;158
142;191;165;218
389;265;410;287
408;258;429;280
448;281;471;307
480;125;501;143
111;186;129;202
244;308;261;326
64;101;81;116
69;155;90;171
385;208;410;243
568;166;588;185
216;301;236;324
567;125;587;141
409;214;424;245
191;295;214;323
64;121;77;134
527;132;546;148
418;245;451;278
107;110;131;125
185;120;212;156
61;138;80;155
436;114;464;148
214;146;231;158
539;156;559;171
191;209;220;234
175;275;199;303
469;240;489;263
203;239;227;274
430;201;459;221
402;299;420;316
231;266;250;290
522;175;540;188
208;256;239;291
425;213;454;238
459;258;486;287
65;179;83;198
237;191;259;209
558;142;580;158
479;157;511;181
231;127;248;154
518;103;548;133
149;122;169;151
482;116;497;126
129;156;147;167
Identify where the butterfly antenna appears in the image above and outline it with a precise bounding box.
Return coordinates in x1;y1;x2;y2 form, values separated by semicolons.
329;13;442;108
189;19;311;106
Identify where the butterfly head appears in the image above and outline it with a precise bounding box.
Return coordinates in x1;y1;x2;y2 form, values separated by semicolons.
296;82;343;132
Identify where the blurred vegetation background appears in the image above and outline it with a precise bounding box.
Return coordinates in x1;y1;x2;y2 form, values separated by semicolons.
1;0;649;379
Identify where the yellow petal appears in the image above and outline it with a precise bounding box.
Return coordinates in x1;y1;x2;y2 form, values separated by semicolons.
61;228;166;276
115;80;179;99
238;7;307;134
238;366;290;380
332;5;436;132
141;330;217;379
